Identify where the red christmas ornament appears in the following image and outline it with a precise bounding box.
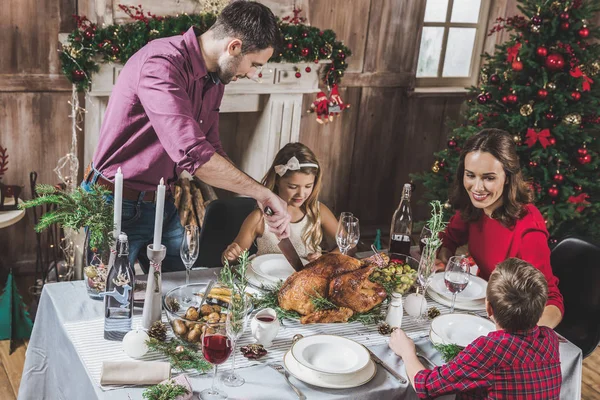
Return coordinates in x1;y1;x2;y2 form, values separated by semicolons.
83;28;95;40
438;161;445;168
560;21;570;31
295;72;302;78
489;74;500;84
545;54;565;71
507;94;518;104
577;148;588;156
502;96;508;104
300;48;309;57
548;186;559;198
578;154;592;164
110;44;120;55
548;136;556;146
529;160;539;167
571;91;581;101
574;184;583;192
305;66;311;73
511;60;524;71
286;43;293;49
546;112;555;121
71;69;85;82
578;27;590;38
560;12;570;21
536;46;548;57
537;88;548;99
485;92;492;101
553;173;564;183
477;93;488;104
448;139;457;148
301;32;308;38
532;15;543;25
339;53;346;59
319;47;328;55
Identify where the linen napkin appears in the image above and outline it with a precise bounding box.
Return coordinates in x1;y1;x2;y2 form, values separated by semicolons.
100;361;171;385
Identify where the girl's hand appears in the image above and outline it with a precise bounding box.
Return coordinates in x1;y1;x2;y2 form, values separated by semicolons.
389;328;416;359
307;252;322;262
222;243;243;263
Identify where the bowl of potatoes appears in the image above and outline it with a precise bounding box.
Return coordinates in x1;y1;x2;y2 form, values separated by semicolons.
163;282;253;345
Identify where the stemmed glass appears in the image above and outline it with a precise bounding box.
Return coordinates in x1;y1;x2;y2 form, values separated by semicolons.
336;216;360;255
419;226;432;255
415;250;437;322
444;256;471;313
200;322;233;400
221;295;251;387
180;225;200;285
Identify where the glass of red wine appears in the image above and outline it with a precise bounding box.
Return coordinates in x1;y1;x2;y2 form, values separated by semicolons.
444;256;471;313
201;322;233;400
419;226;432;255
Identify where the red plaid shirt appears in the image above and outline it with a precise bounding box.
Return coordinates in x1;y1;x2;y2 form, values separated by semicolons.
415;326;562;399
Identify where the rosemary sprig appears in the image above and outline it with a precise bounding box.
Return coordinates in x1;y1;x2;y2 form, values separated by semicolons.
254;283;302;322
348;305;385;325
146;338;212;374
420;200;448;278
307;288;338;311
142;381;189;400
433;343;463;362
220;249;250;294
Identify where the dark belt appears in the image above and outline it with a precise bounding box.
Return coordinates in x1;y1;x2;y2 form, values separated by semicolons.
85;164;156;202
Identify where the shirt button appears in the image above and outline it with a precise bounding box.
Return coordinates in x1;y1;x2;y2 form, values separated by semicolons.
200;120;203;124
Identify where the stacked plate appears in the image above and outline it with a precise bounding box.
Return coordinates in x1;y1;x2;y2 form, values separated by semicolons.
246;254;303;288
284;335;376;389
430;314;496;348
427;272;488;311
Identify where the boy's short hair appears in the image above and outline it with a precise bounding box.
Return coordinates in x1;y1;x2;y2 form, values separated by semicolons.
210;1;282;54
487;258;548;332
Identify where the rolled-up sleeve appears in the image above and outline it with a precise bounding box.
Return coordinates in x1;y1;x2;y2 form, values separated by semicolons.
137;55;215;175
440;211;469;254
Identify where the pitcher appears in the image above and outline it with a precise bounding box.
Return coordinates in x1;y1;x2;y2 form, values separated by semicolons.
250;308;280;347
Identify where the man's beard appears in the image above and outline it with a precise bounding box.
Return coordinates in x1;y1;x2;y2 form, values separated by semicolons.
217;54;242;84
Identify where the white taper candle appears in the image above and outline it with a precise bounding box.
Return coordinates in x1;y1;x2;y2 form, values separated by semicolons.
153;178;166;251
113;167;123;238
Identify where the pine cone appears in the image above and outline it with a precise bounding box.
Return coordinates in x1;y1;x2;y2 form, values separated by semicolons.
148;321;168;342
428;307;441;320
378;322;395;336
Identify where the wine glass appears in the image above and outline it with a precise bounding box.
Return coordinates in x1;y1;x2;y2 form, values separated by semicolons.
221;294;251;387
180;225;200;285
414;249;437;322
444;256;471;313
200;322;233;400
419;226;432;255
336;216;360;255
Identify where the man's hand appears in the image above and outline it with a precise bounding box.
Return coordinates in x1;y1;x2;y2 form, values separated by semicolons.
258;191;291;239
389;328;417;359
222;243;243;263
307;252;322;262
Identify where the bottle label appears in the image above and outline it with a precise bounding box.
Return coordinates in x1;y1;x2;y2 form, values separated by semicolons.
392;234;410;241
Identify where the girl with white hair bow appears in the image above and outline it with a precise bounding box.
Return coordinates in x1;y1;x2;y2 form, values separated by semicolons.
223;142;340;263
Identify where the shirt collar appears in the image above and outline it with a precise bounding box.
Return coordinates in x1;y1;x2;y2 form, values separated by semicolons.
183;26;212;81
506;326;540;337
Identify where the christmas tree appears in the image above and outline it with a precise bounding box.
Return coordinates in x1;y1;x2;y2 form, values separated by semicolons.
412;0;600;242
0;271;34;354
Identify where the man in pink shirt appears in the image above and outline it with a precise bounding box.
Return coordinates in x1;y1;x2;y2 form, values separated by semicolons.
85;1;290;271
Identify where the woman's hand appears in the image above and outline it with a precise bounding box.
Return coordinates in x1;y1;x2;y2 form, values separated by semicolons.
222;243;244;263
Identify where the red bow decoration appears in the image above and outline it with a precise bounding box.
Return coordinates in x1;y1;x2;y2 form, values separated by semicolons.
568;193;590;212
570;67;593;91
525;128;551;148
507;42;522;62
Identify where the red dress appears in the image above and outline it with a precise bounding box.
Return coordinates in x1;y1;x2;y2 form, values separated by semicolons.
441;203;564;315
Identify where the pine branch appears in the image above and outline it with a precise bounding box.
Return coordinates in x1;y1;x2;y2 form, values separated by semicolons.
146;338;212;374
433;343;463;362
142;381;189;400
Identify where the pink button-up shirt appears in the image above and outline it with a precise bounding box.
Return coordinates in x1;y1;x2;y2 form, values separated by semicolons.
93;27;225;192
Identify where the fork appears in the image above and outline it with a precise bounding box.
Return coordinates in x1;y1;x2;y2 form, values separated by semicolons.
267;363;306;400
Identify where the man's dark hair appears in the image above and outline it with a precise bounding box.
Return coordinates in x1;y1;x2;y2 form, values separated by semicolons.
210;1;282;54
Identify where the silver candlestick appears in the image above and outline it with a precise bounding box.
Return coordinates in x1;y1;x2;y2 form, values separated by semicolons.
142;244;166;329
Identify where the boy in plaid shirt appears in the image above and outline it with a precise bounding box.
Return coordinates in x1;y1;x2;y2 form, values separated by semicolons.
389;258;562;399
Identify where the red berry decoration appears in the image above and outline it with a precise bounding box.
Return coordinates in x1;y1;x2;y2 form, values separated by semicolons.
301;32;308;38
295;72;301;78
548;186;559;198
339;53;346;59
545;54;565;71
287;43;293;49
477;93;488;104
546;112;556;121
577;147;588;156
489;74;500;84
448;139;457;148
560;12;570;20
305;66;311;73
532;15;543;25
529;160;539;167
83;28;95;40
553;173;564;183
537;89;548;99
574;184;583;192
110;45;120;56
507;94;518;104
319;47;328;55
300;48;309;57
578;154;592;164
571;91;581;101
579;27;590;38
438;161;445;168
560;21;570;31
511;60;524;71
502;96;508;104
548;136;556;146
536;46;548;57
71;69;85;82
258;72;263;78
485;92;492;101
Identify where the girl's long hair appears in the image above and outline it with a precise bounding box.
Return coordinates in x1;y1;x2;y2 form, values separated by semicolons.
262;143;323;253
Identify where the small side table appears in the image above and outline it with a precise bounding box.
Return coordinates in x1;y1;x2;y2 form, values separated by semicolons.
0;197;25;229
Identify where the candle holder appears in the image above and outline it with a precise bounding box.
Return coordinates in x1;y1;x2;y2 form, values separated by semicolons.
142;244;166;329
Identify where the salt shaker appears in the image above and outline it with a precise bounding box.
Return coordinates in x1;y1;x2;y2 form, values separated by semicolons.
385;293;404;328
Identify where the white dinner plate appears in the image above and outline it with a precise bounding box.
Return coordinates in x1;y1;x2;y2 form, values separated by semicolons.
250;254;297;283
429;272;488;301
284;351;376;389
427;288;486;311
291;335;370;375
245;267;279;291
430;313;496;348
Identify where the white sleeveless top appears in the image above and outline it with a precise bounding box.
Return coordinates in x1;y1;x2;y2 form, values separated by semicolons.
256;215;314;259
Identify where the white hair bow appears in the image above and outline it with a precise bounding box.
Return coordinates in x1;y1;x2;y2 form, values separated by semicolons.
274;156;319;176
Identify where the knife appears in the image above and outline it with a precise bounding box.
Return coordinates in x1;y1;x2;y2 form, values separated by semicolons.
264;207;305;271
366;348;408;384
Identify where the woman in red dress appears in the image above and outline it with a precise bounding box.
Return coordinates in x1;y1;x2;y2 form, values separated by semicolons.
438;129;563;328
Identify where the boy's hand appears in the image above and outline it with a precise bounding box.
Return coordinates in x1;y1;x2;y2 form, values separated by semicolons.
223;243;243;262
389;329;416;359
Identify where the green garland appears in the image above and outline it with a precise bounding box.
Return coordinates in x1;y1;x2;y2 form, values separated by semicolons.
61;5;351;91
142;381;189;400
146;338;212;374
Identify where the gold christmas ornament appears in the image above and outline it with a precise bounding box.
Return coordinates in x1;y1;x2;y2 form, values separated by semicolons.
550;1;562;13
503;71;509;81
175;345;185;353
589;62;600;77
513;135;522;143
530;24;541;33
431;161;440;173
547;82;557;91
563;113;582;125
520;104;534;116
444;201;451;210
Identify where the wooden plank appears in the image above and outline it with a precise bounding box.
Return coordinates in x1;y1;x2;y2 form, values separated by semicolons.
0;74;72;92
343;72;413;88
0;360;16;400
363;0;427;74
308;0;371;74
0;341;27;396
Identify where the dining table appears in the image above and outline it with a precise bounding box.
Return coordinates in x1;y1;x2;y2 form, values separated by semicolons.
18;265;582;400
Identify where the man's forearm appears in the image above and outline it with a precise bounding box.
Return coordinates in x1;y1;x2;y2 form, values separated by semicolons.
194;153;266;200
